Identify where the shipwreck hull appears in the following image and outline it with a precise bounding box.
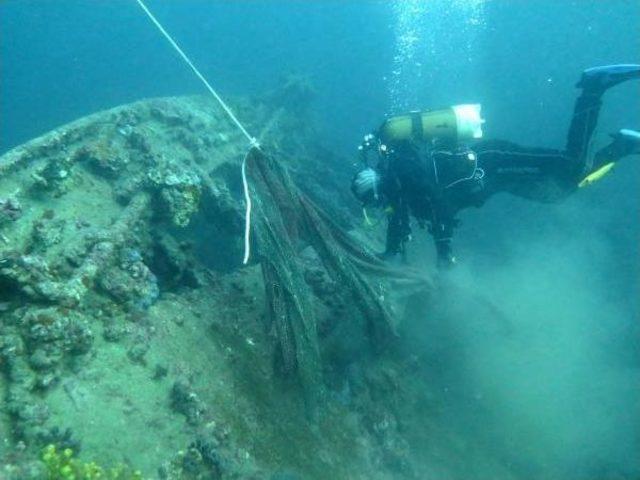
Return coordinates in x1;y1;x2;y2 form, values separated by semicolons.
0;95;513;480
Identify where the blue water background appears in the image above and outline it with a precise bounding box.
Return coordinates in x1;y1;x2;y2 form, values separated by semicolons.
1;1;639;477
2;1;639;154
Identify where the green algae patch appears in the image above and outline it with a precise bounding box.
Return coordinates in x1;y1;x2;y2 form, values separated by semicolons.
42;444;142;479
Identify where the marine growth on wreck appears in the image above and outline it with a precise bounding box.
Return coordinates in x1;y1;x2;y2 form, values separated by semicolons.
0;88;450;479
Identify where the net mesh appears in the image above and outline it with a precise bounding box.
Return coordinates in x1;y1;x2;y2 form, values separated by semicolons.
245;147;432;405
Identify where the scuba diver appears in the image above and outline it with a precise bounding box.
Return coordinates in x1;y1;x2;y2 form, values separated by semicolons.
351;64;640;269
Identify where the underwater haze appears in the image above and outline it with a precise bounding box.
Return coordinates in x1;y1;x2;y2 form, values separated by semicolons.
1;1;640;479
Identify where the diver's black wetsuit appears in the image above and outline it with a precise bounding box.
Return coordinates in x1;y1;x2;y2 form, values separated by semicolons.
379;90;619;265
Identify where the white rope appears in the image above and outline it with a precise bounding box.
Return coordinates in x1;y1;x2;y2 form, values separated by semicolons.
241;153;252;265
135;0;257;146
135;0;258;264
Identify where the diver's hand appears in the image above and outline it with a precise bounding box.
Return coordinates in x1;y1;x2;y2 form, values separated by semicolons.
351;168;381;204
437;253;457;270
376;249;406;267
435;239;457;270
376;250;398;261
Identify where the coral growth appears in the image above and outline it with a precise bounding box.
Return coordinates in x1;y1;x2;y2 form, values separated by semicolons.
98;248;159;311
170;377;206;426
148;160;202;227
0;194;23;223
74;141;129;178
30;156;75;196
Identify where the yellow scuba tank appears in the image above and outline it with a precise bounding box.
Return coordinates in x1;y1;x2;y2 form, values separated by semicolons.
379;104;484;146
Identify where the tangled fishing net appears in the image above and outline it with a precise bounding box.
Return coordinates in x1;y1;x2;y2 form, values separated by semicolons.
114;0;434;409
243;146;431;406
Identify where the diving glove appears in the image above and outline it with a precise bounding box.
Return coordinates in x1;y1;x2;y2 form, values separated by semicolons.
351;168;382;205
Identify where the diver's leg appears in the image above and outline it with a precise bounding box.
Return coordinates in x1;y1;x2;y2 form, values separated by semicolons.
564;91;602;168
475;140;572;201
565;64;640;174
576;64;640;93
592;129;640;169
473;66;640;200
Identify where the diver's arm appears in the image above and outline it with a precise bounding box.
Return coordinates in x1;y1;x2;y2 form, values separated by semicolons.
428;205;457;269
351;168;410;259
383;200;411;259
432;222;456;269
